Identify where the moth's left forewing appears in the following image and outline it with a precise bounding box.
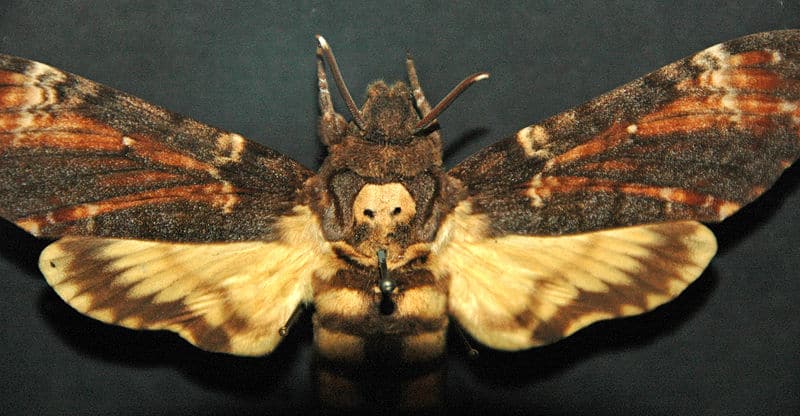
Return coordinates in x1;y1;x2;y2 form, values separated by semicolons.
39;206;333;356
432;204;716;350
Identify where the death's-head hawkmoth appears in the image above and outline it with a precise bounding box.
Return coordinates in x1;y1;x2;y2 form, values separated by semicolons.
1;31;798;369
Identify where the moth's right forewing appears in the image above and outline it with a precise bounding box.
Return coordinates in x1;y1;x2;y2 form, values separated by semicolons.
0;53;313;242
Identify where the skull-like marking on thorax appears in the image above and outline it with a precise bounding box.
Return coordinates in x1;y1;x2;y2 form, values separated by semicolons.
351;183;417;261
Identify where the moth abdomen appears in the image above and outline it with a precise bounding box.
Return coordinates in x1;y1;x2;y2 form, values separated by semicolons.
312;267;449;363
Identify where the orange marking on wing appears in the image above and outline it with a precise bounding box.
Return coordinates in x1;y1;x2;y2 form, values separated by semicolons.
637;113;775;136
0;85;43;108
749;185;767;199
713;68;782;90
125;134;219;175
579;159;639;172
726;68;785;90
18;183;241;225
545;123;628;169
650;96;724;114
0;131;124;152
529;175;736;210
637;113;730;136
36;113;122;136
643;94;790;122
0;112;36;130
729;50;780;66
97;171;189;187
733;94;796;114
0;70;28;85
65;158;140;171
0;112;122;137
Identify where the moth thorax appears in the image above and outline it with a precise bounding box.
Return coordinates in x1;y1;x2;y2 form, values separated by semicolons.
351;182;417;265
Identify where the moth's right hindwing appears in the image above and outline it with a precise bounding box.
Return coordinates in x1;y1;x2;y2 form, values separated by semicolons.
432;204;716;350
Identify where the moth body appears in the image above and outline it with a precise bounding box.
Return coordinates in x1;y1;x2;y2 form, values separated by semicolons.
307;70;463;362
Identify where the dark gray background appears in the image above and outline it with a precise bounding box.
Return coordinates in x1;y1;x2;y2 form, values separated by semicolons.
1;1;798;415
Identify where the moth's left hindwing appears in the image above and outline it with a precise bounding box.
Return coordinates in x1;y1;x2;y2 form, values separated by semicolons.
440;30;800;350
0;54;328;355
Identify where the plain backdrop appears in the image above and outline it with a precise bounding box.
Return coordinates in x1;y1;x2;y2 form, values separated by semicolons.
0;1;798;415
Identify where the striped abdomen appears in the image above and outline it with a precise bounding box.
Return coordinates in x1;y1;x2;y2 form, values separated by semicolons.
312;265;449;363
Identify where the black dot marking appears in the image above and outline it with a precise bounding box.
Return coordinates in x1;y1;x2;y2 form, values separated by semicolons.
363;209;375;218
391;207;402;215
50;261;56;268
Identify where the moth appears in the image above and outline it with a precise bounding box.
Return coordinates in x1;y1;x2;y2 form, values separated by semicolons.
0;31;798;365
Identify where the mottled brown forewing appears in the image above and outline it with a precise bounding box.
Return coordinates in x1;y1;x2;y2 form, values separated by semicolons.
0;54;312;242
450;30;800;237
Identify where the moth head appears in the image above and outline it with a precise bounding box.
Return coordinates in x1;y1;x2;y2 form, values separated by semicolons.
314;36;490;182
358;81;419;145
316;35;488;149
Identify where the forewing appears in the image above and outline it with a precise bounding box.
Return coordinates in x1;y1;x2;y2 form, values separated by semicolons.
432;204;716;350
39;206;332;356
450;30;800;236
0;54;313;241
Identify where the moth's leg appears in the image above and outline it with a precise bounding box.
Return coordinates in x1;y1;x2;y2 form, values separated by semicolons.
406;53;433;116
317;50;348;146
278;304;304;337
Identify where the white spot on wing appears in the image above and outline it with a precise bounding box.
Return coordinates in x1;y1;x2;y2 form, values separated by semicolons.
10;112;36;133
527;174;546;207
214;133;246;164
720;92;743;125
717;201;740;220
24;62;67;108
219;181;239;214
516;125;551;159
83;204;99;216
692;43;730;70
85;217;96;233
26;61;66;86
779;101;797;112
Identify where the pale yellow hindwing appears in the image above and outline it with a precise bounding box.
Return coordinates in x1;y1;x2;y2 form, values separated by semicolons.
432;203;717;350
39;206;333;356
